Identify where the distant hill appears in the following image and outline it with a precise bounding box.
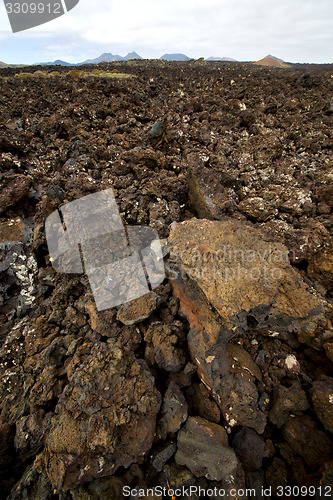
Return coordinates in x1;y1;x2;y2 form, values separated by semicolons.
206;56;237;62
123;51;143;61
80;53;123;64
0;60;29;68
37;59;73;66
160;53;190;61
254;55;291;68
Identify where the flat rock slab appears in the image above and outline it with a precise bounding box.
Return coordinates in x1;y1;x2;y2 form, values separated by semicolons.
168;218;323;332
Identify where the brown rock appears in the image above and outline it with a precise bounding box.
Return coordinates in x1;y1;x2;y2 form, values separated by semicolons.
0;218;25;243
282;415;333;469
170;274;267;433
312;379;333;434
308;243;333;293
238;197;277;221
317;185;333;208
187;152;236;219
175;416;238;481
269;382;309;427
144;322;186;373
168;218;323;330
117;292;159;325
44;341;161;491
185;382;221;423
0;174;31;213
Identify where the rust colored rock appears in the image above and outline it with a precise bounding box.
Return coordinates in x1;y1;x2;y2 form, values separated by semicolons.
117;291;159;325
312;379;333;434
0;174;31;213
44;341;161;491
168;218;324;433
317;185;333;208
187;152;237;219
168;218;323;330
170;273;267;433
0;217;25;243
175;416;238;481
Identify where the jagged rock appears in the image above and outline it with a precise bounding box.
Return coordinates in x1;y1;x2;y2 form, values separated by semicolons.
282;415;333;469
117;291;159;325
311;379;333;434
308;243;333;293
269;381;309;427
168;218;323;332
168;218;324;432
44;340;161;491
175;416;239;481
187;152;237;219
170;271;267;433
238;197;277;221
185;382;221;423
158;381;188;439
232;427;269;471
0;174;31;213
144;322;186;373
150;442;177;471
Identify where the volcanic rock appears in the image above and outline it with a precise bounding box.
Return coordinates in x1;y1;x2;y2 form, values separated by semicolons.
269;381;309;427
0;174;31;213
175;416;238;481
282;415;333;469
44;340;161;491
150;442;177;472
311;378;333;433
144;322;186;373
187;152;237;219
168;218;323;332
117;291;159;325
158;381;188;439
232;427;269;471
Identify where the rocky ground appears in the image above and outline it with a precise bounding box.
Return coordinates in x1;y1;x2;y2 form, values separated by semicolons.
0;59;332;499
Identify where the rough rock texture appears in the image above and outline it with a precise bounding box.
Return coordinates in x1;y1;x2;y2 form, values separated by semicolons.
232;427;269;471
282;415;333;469
168;218;323;332
269;381;310;427
44;340;161;491
175;416;239;481
311;378;333;433
0;60;332;498
116;291;159;325
158;381;188;439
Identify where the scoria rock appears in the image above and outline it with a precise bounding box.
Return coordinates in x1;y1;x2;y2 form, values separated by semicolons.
175;416;239;482
43;340;161;491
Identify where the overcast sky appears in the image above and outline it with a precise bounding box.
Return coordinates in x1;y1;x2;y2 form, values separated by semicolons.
0;0;332;64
